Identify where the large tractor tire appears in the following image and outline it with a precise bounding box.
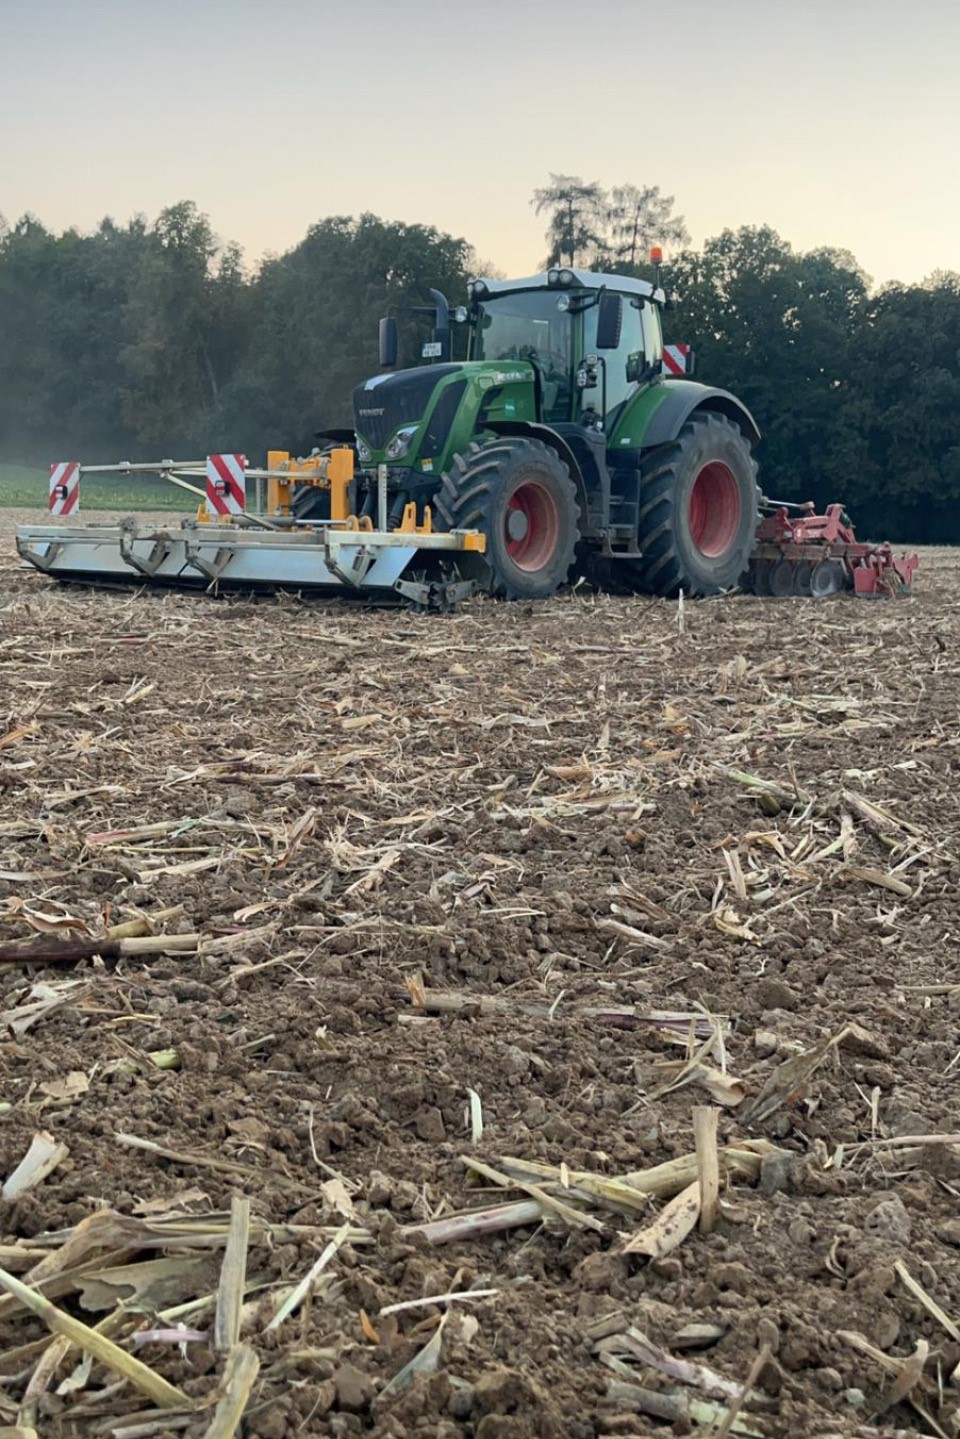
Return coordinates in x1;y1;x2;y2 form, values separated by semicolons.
435;437;579;599
631;411;758;597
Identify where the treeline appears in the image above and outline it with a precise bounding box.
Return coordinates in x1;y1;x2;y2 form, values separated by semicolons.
1;200;959;541
665;230;960;544
0;202;472;463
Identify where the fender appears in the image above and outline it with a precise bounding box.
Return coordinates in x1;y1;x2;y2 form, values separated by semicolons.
483;419;591;524
640;382;761;450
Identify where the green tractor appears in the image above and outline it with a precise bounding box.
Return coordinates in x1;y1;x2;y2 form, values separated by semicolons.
307;266;761;600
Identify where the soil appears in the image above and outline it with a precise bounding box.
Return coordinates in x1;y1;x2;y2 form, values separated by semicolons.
1;509;959;1437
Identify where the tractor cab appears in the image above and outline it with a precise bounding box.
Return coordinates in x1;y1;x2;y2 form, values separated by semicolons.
465;268;666;431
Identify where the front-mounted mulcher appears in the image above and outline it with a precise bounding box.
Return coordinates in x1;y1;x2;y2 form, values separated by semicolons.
17;258;916;604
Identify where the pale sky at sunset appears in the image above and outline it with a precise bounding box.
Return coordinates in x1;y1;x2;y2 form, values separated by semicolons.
2;0;957;288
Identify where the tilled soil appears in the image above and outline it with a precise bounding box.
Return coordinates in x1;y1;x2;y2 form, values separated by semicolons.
1;510;959;1438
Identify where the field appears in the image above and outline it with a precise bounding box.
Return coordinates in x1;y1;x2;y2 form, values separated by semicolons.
1;509;958;1439
0;466;191;512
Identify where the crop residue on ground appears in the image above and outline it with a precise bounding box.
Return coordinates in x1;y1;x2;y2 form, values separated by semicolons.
1;511;959;1437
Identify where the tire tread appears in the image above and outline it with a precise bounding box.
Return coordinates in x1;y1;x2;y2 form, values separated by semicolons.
628;411;758;597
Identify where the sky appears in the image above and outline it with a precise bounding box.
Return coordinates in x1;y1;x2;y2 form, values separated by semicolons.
2;0;958;288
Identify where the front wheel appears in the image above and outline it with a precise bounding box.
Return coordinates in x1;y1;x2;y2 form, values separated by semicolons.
630;411;759;597
435;437;580;599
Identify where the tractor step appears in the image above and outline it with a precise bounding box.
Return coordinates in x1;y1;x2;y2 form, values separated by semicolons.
607;471;641;535
608;499;640;529
602;470;642;556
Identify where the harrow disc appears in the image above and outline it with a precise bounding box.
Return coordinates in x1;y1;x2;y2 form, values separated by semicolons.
793;561;813;597
769;558;795;597
810;559;846;597
750;560;773;595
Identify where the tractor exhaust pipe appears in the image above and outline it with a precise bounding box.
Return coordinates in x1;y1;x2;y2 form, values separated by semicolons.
429;289;451;362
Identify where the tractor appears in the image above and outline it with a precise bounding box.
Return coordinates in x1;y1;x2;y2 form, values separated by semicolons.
18;264;916;603
300;263;761;600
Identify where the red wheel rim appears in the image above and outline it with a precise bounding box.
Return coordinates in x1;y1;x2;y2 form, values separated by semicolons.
688;461;741;558
505;480;560;572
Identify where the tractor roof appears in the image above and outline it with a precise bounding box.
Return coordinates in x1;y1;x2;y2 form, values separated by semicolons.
474;269;666;303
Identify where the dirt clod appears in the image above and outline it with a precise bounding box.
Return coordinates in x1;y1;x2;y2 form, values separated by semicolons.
334;1362;375;1413
757;976;799;1011
864;1194;912;1244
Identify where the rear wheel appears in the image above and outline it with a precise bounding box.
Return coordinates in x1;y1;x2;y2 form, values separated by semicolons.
435;438;579;599
630;412;759;596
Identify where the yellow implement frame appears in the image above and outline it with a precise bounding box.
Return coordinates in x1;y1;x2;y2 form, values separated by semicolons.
266;447;354;521
260;447;484;548
20;444;487;608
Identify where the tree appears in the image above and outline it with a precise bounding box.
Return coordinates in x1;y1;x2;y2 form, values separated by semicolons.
0;204;473;466
601;185;689;272
532;175;689;271
118;201;249;447
531;175;605;267
220;214;473;452
665;226;869;514
840;273;960;538
0;216;62;453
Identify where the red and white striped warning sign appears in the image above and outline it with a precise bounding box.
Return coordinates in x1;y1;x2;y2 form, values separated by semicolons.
49;462;81;516
205;454;247;517
662;343;692;377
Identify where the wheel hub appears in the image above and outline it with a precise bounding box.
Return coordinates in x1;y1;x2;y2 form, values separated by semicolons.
507;509;529;542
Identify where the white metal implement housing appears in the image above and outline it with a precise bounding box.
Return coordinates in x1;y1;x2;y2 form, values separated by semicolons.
15;517;483;609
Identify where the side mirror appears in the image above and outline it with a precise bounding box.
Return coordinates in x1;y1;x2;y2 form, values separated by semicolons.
595;292;623;350
379;317;399;369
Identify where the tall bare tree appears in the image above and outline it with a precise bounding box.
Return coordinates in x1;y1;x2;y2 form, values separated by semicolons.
602;184;689;270
531;174;605;268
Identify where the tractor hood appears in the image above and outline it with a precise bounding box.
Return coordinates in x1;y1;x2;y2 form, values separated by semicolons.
354;365;463;452
353;361;536;469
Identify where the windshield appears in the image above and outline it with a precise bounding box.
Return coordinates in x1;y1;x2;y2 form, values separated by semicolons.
471;290;573;423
